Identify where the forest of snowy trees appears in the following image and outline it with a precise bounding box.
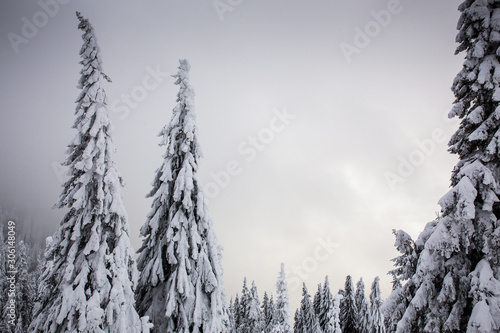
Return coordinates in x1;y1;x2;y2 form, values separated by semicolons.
2;0;500;331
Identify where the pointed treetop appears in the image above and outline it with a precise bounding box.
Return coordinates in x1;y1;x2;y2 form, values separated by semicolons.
75;11;110;83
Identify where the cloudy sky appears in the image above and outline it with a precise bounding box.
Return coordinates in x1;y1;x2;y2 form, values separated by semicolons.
0;0;464;309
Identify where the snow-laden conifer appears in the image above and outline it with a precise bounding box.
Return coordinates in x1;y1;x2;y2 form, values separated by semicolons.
15;240;33;333
135;59;228;332
299;283;322;333
261;292;274;332
293;309;302;333
270;263;293;333
355;278;370;333
369;277;385;333
388;2;500;331
29;12;141;333
313;284;323;318
340;275;358;333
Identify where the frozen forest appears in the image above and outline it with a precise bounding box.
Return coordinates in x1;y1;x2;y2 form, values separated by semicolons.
2;0;500;332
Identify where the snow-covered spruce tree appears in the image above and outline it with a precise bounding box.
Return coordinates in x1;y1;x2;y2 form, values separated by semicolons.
14;240;34;333
340;275;358;333
389;1;500;332
355;278;370;333
234;294;241;332
313;283;323;319
293;309;302;333
245;281;263;333
382;223;436;332
228;298;236;332
369;277;385;333
318;276;334;333
29;12;142;333
332;294;343;333
299;283;322;333
261;292;274;332
388;229;418;290
135;58;228;332
270;263;293;333
236;278;250;332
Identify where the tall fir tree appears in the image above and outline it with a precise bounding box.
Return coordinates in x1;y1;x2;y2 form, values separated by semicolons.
299;283;322;333
332;294;343;333
261;292;274;333
313;283;323;319
293;309;302;333
388;1;500;332
233;294;241;332
340;275;358;333
14;240;34;333
355;278;370;333
29;12;142;333
135;58;228;332
270;263;293;333
237;278;250;333
368;277;385;333
228;298;236;333
318;276;335;333
246;281;263;333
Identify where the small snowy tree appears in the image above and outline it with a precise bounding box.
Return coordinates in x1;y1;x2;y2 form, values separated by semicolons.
135;59;228;332
388;229;417;290
340;276;358;333
369;277;385;333
29;12;142;333
270;263;293;333
382;222;437;332
299;283;322;333
355;278;370;333
388;1;500;332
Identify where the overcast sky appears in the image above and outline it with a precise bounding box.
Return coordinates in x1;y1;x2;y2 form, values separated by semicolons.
0;0;464;310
